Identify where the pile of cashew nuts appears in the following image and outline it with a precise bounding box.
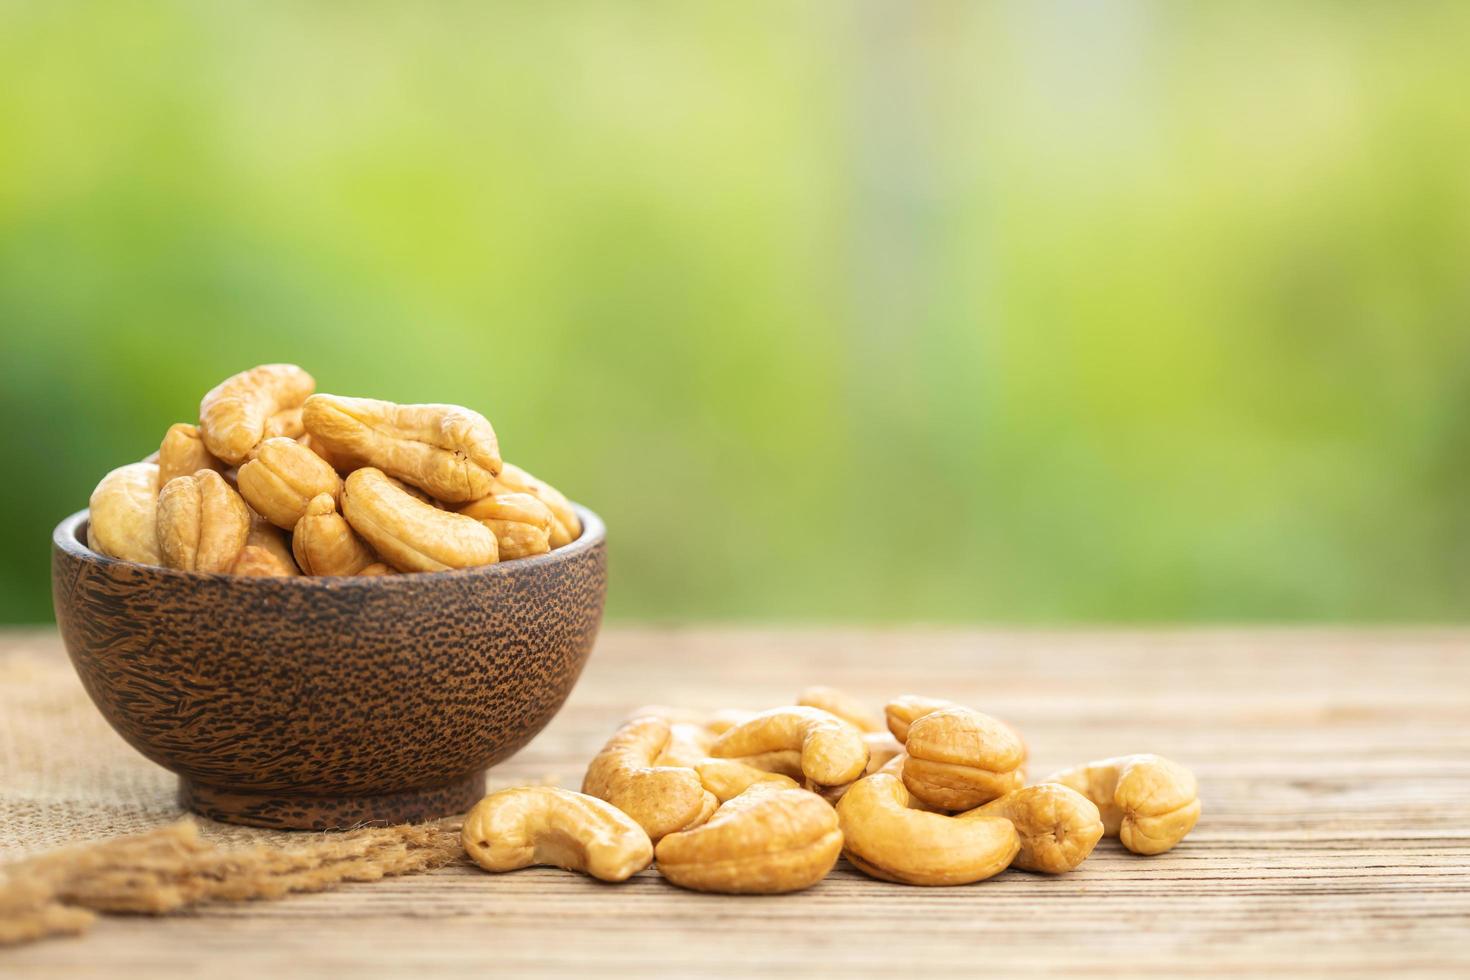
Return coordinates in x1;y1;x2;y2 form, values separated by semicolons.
461;687;1201;894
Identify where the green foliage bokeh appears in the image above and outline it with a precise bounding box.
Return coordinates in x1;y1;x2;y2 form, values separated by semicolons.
3;1;1469;623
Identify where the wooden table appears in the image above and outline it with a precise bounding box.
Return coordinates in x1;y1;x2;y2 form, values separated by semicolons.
3;627;1469;978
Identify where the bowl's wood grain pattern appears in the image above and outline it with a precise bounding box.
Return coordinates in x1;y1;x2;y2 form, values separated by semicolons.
50;505;605;830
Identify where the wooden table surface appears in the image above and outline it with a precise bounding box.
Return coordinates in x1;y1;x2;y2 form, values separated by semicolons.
3;627;1469;978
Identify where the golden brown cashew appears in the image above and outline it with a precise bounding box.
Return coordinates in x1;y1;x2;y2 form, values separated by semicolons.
292;493;376;576
457;492;554;560
261;406;304;441
229;545;294;577
340;468;498;572
694;759;800;803
797;686;885;733
655;784;842;894
967;784;1103;873
653;723;715;769
884;694;958;742
491;462;580;547
157;423;224;486
87;462;162;565
862;731;904;773
730;750;805;779
462;787;653;882
1048;754;1201;855
198;364;315;465
303;394;501;502
229;514;300;577
837;773;1019;885
902;707;1027;810
156;470;251;573
582;717;718;842
236;437;342;530
357;562;394;576
710;707;869;787
810;731;908;805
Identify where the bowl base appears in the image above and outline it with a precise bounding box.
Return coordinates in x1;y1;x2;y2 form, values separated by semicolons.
179;772;488;830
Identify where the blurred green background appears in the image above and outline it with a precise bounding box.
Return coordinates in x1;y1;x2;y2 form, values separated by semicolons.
3;1;1469;623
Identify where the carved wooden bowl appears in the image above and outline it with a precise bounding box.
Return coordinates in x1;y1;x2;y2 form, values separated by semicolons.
50;505;605;831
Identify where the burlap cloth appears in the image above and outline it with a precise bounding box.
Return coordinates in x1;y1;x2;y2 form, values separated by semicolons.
0;634;470;945
0;635;309;861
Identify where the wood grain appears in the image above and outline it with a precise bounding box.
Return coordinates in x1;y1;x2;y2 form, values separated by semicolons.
3;627;1469;978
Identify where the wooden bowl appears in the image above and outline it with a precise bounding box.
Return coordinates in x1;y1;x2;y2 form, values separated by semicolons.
50;505;605;831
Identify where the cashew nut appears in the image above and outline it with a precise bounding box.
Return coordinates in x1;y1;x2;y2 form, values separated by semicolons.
809;731;907;805
302;394;501;503
229;513;300;577
156;470;251;573
797;686;884;733
340;467;498;572
1048;754;1201;855
967;784;1103;873
901;707;1027;810
694;759;800;803
198;364;316;465
836;773;1019;885
157;423;224;487
490;462;580;547
87;462;161;565
884;694;958;742
458;492;554;560
462;787;653;882
261;406;304;441
653;723;715;769
710;707;869;787
582;717;718;842
236;437;342;530
229;545;292;577
655;784;843;894
292;493;377;576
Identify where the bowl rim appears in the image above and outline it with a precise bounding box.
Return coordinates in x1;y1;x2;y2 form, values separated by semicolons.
53;502;604;586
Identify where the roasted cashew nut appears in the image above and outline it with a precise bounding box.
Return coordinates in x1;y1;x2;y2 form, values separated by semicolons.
303;394;501;503
292;493;377;576
198;364;316;465
462;787;653;882
797;686;885;733
901;707;1027;810
1048;754;1201;855
810;731;906;805
229;514;300;577
653;723;715;769
236;437;342;530
710;707;869;787
158;423;224;487
693;759;800;803
87;462;161;565
655;784;842;894
583;717;718;842
884;694;959;742
156;470;251;573
489;462;580;547
967;783;1103;873
837;773;1019;886
340;467;498;572
458;492;554;560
